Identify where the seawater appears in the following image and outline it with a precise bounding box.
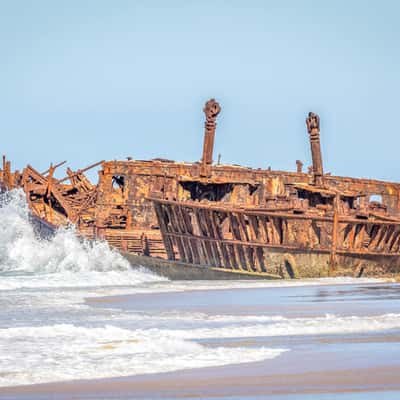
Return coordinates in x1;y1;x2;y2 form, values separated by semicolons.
0;190;399;387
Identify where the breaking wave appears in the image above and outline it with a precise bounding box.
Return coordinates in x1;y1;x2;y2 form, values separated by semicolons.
0;189;163;288
138;312;400;339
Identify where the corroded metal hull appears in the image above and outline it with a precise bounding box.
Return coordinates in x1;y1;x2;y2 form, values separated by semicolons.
121;252;278;280
1;101;400;279
151;198;400;278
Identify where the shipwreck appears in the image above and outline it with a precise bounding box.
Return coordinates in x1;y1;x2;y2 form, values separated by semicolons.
1;99;400;279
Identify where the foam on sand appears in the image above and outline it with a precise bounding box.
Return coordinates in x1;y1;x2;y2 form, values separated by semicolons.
0;323;286;387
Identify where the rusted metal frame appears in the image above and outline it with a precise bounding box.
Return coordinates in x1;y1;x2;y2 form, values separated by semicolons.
22;166;74;223
41;161;67;177
247;215;259;242
161;206;179;259
247;215;266;272
164;231;332;253
388;227;400;252
203;209;222;266
152;198;331;221
265;216;277;245
329;194;339;272
369;212;400;223
194;208;215;266
385;226;399;252
66;167;93;192
167;205;190;263
282;218;291;246
48;183;76;221
214;242;231;269
71;188;98;224
46;164;56;224
163;231;400;258
270;216;283;245
228;213;247;271
347;225;357;251
227;213;246;270
236;212;258;272
259;215;270;243
393;232;400;253
362;223;374;248
352;224;366;250
191;207;208;265
180;205;201;264
265;216;275;245
368;225;385;252
382;224;396;252
154;203;176;260
341;217;400;227
24;165;48;185
340;222;362;251
194;208;214;265
372;225;387;252
168;206;190;262
202;209;222;267
376;225;389;252
175;205;195;263
218;212;238;270
310;220;322;247
375;225;388;251
259;181;266;206
218;241;232;269
226;244;239;270
151;199;400;226
57;161;104;184
208;209;231;269
235;212;253;270
254;216;268;272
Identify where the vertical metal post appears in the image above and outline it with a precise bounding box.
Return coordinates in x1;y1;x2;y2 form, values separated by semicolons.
330;193;339;275
200;99;221;177
306;112;324;186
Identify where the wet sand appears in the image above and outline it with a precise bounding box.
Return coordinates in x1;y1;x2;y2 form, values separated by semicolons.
2;347;400;399
2;282;400;399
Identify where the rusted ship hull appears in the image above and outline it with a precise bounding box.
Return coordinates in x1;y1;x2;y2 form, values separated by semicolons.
1;100;400;279
151;198;400;278
121;252;278;280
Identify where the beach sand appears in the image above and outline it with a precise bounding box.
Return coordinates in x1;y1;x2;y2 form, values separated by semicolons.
2;282;400;400
2;346;400;399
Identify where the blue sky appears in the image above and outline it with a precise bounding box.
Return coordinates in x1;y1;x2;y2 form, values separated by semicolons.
1;1;399;181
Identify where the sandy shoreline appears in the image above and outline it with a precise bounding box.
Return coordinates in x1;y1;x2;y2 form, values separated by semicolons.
2;352;400;399
2;281;399;399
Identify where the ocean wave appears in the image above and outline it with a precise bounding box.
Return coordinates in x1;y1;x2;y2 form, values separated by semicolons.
0;189;164;288
0;323;286;387
136;312;400;339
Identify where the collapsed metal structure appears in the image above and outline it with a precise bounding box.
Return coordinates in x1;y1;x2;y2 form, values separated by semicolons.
1;99;400;278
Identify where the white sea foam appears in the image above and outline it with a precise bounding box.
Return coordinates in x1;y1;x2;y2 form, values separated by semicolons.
0;323;286;387
135;313;400;340
0;189;164;290
1;311;399;386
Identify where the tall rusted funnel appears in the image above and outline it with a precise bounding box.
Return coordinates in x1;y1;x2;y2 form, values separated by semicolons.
200;98;221;177
306;112;324;186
